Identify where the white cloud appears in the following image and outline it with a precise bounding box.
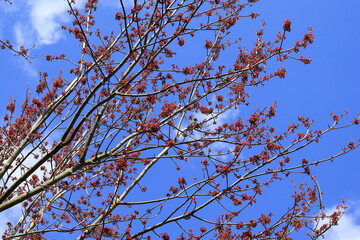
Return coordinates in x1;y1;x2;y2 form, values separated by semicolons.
8;0;85;47
2;0;124;49
28;0;71;45
191;106;241;150
5;0;122;51
12;22;39;76
13;22;32;47
3;0;85;76
0;136;56;236
0;205;22;236
318;202;360;240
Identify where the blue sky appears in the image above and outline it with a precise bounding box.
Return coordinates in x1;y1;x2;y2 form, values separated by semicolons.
253;1;360;237
1;0;360;238
254;0;360;194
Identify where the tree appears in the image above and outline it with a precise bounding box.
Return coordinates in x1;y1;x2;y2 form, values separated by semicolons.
0;0;359;239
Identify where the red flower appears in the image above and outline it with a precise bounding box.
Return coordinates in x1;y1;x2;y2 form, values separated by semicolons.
259;214;271;225
159;102;177;118
204;40;213;49
283;19;292;32
6;100;16;113
165;139;175;147
274;68;286;79
162;233;170;240
216;95;224;102
116;157;128;171
299;56;312;64
178;38;185;46
177;177;187;185
303;33;314;44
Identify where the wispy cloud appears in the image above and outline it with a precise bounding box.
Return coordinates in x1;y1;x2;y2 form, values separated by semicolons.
187;106;242;163
28;0;72;45
318;202;360;240
0;205;22;236
3;0;123;51
0;133;58;236
7;0;85;48
1;0;85;76
13;22;32;47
